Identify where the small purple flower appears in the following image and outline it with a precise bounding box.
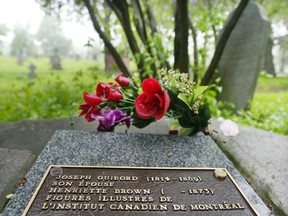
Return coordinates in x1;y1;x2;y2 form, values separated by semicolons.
91;108;132;132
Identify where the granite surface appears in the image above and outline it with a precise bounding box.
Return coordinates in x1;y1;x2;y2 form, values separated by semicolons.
1;130;271;215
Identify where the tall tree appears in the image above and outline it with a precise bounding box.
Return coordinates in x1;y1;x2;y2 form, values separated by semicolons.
0;24;8;52
36;15;72;57
10;25;34;56
82;0;131;77
174;0;189;74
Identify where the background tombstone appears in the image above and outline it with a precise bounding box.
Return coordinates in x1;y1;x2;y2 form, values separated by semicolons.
27;63;36;78
50;49;62;70
17;50;25;65
218;2;271;110
105;53;129;73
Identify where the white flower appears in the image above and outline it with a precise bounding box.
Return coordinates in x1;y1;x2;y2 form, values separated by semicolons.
219;119;239;136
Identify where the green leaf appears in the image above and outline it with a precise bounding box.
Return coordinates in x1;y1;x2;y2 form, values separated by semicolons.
170;120;180;130
177;93;192;109
193;86;208;102
132;113;155;128
179;127;194;135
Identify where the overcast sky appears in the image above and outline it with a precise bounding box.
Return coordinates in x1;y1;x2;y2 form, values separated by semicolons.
0;0;100;55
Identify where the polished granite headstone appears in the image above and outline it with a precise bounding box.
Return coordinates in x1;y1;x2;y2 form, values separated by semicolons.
2;130;270;215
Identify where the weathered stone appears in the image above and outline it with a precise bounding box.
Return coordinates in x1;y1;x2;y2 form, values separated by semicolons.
105;53;129;73
50;49;62;70
211;120;288;216
262;37;276;76
218;2;271;110
2;130;270;215
27;63;36;78
0;148;36;212
0;117;171;156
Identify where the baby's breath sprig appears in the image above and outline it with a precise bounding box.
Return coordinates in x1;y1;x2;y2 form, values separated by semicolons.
159;68;196;96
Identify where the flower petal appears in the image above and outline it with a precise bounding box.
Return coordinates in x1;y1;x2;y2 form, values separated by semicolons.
135;93;158;119
220;120;239;136
155;91;170;120
142;78;162;93
83;92;102;105
85;106;101;122
115;73;130;87
107;89;123;101
79;103;89;117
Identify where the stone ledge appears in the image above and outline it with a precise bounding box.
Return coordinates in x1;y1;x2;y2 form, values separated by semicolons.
0;148;36;212
211;120;288;216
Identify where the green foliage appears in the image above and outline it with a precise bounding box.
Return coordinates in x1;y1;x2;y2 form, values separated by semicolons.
232;76;288;135
205;76;288;135
258;0;288;20
132;112;155;128
233;93;288;135
0;55;110;121
178;104;211;135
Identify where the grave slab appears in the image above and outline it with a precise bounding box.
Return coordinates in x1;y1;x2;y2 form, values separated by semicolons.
0;148;36;212
1;130;270;215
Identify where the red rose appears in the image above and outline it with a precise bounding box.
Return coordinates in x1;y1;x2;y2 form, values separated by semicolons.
96;82;123;101
115;73;130;87
135;78;170;120
79;92;102;122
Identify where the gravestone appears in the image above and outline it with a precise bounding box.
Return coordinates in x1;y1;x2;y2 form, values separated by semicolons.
50;49;62;70
27;64;36;78
17;50;25;65
218;2;271;110
2;130;270;215
105;53;129;73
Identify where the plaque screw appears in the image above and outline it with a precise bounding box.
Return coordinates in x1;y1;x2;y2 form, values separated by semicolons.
214;168;227;180
50;167;63;176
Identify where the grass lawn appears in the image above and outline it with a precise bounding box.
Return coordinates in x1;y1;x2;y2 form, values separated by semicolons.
0;55;108;98
0;55;113;121
232;76;288;135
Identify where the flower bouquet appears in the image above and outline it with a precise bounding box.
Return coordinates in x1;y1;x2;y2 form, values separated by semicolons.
79;69;211;135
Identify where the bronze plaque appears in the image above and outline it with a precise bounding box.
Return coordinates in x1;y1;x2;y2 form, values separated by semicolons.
23;166;259;216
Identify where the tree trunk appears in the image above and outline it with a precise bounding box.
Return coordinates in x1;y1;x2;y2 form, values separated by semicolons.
106;0;146;80
174;0;189;73
201;0;250;85
82;0;131;77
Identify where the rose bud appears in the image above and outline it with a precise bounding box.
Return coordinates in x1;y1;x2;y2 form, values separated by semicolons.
115;73;130;87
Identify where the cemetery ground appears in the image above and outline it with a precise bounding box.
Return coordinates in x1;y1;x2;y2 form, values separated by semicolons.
0;55;287;135
0;55;111;121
